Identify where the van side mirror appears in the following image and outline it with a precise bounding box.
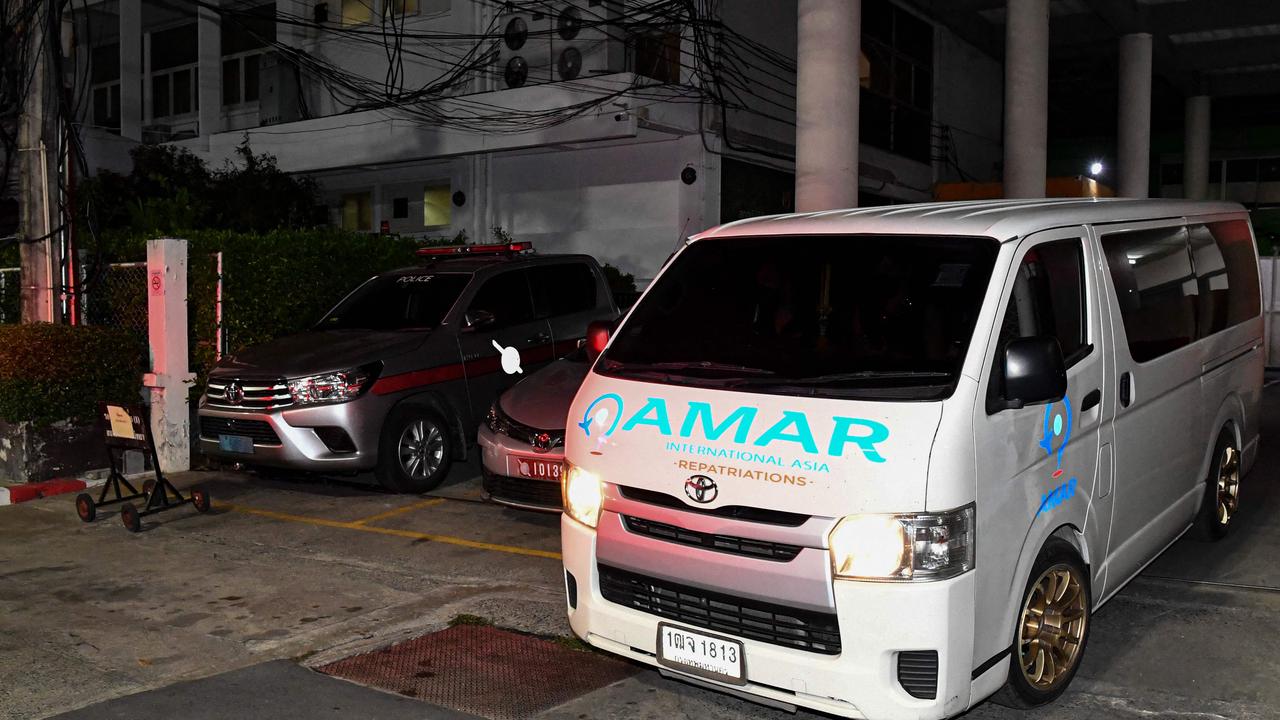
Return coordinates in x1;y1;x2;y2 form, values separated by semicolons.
1000;336;1067;410
463;309;496;331
585;320;612;361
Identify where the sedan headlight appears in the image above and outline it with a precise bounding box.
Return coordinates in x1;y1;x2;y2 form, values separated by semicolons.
485;401;510;436
828;505;974;582
287;364;380;406
562;462;603;529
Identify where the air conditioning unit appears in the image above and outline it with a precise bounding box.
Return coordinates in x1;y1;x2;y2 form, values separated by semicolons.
259;52;301;126
495;3;553;89
550;0;625;82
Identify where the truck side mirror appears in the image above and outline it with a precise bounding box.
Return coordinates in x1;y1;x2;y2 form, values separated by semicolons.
585;320;612;361
463;309;496;331
1000;336;1067;410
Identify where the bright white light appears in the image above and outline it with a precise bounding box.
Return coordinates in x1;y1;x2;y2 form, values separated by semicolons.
1089;161;1104;176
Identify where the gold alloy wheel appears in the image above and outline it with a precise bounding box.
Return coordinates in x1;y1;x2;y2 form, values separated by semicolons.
1017;564;1088;691
1216;445;1241;526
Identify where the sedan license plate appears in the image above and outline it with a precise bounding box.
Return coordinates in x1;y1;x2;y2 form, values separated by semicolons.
512;456;562;480
656;624;745;685
218;434;254;454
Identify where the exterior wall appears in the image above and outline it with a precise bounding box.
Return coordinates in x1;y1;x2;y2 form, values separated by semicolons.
491;133;714;283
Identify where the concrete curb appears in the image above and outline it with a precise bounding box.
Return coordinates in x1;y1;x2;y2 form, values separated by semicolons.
0;476;105;506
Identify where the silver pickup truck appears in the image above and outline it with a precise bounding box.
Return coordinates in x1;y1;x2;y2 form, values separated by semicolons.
197;243;617;493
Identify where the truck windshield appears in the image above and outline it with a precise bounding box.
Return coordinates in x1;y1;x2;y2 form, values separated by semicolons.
318;273;471;331
599;235;1000;400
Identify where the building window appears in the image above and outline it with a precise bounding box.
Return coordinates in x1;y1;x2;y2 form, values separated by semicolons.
222;4;274;107
385;0;419;18
424;184;451;227
628;26;682;84
342;192;374;231
392;197;409;219
148;24;198;121
342;0;374;26
91;43;121;132
860;0;933;164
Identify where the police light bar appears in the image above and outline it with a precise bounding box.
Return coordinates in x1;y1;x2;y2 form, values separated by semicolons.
416;242;534;257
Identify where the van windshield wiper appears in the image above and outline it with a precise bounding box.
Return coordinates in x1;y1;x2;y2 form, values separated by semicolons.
732;370;953;387
603;360;776;379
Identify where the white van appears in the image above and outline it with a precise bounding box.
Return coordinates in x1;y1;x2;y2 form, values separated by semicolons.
559;199;1263;719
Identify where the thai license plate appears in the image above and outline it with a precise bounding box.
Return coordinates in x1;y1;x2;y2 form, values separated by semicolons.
218;434;254;454
656;623;745;685
511;455;562;480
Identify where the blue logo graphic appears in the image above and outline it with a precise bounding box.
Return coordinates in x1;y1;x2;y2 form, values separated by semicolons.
578;393;624;437
1035;477;1077;519
1038;396;1073;478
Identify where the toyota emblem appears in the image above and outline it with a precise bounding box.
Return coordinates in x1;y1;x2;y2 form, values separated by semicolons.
684;475;718;504
532;432;553;453
225;381;245;406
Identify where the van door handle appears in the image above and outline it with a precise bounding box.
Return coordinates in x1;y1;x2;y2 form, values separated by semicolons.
527;332;550;345
1081;389;1101;413
1119;372;1132;408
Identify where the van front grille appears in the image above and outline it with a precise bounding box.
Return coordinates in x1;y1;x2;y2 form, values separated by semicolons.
617;485;810;527
597;564;841;655
622;515;803;562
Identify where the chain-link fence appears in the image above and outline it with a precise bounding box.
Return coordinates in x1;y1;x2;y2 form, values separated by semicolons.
0;268;18;324
83;261;150;351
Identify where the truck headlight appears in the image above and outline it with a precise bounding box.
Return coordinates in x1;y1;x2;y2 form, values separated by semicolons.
287;364;380;406
562;463;603;529
828;505;974;581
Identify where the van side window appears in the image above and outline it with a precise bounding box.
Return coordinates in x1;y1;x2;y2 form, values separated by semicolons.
1189;225;1230;335
1206;220;1261;328
1100;226;1197;362
995;239;1087;366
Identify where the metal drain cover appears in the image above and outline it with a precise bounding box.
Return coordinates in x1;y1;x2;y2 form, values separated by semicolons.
318;624;637;719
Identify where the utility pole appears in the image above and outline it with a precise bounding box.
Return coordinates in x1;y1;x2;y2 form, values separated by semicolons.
17;1;58;323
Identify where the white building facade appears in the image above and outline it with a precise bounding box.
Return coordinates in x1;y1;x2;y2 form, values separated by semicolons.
77;0;1002;282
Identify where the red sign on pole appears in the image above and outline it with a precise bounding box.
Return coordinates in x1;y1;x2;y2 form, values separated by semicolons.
150;272;163;296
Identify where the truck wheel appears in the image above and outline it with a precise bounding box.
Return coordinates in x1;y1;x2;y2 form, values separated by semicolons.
1192;428;1239;541
994;538;1091;708
375;407;453;493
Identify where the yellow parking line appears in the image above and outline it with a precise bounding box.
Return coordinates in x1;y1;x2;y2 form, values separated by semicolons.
351;497;447;526
217;502;561;560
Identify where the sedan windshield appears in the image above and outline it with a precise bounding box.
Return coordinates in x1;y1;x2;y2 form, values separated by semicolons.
319;273;471;331
599;235;999;400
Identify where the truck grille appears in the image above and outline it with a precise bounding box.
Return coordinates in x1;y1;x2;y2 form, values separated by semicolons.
622;515;803;562
199;417;281;446
597;564;841;655
205;378;292;411
482;469;562;510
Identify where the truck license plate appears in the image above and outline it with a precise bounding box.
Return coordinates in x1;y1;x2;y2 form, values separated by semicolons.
218;434;254;454
656;623;745;685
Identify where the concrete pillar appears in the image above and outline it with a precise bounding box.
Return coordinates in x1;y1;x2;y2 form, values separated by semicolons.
197;1;222;139
119;0;142;141
1184;95;1211;200
795;0;860;212
144;238;195;473
1003;0;1049;198
1118;33;1153;198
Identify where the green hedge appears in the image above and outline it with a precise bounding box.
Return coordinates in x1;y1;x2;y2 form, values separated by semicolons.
0;323;144;425
100;228;421;383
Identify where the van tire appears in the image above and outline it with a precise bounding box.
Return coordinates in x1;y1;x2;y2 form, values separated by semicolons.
993;538;1091;708
1192;428;1240;541
375;406;453;494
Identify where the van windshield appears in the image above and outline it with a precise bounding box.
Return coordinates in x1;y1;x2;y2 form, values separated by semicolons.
318;272;471;331
599;235;1000;400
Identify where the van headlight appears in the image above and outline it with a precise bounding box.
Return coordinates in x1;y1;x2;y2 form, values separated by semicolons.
287;363;380;406
828;505;974;581
562;462;603;529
